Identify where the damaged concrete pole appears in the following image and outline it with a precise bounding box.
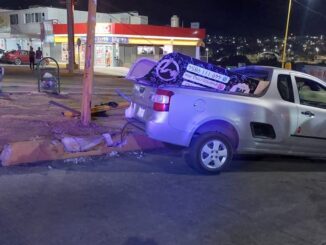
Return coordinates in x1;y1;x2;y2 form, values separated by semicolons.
62;136;104;152
81;0;97;126
61;133;114;153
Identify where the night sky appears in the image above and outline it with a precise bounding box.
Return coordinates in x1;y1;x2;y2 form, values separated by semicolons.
0;0;325;36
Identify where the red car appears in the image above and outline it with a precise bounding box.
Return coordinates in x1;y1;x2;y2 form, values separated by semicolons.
3;50;30;65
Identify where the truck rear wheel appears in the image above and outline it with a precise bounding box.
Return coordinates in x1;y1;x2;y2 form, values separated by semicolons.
186;132;233;174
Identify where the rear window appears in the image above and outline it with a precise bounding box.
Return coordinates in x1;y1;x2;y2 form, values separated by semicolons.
232;68;270;81
277;74;294;102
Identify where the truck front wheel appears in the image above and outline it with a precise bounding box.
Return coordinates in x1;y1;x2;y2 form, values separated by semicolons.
186;132;233;174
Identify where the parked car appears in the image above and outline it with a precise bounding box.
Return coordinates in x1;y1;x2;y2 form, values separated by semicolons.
214;55;251;68
124;53;326;174
3;50;29;65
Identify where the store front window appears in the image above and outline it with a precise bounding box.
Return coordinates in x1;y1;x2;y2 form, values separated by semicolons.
95;45;114;66
137;46;154;55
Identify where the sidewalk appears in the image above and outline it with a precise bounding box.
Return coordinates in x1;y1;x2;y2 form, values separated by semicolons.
0;69;164;167
94;66;129;77
61;66;130;77
0;64;130;77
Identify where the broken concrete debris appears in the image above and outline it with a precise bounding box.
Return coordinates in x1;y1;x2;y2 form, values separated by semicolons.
0;140;64;166
0;144;12;165
61;135;104;153
108;151;119;157
102;133;114;147
61;132;121;153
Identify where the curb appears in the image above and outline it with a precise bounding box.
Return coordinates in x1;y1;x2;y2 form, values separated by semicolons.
0;134;165;167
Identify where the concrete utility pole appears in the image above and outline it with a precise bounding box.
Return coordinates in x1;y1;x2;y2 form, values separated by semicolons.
81;0;97;126
66;0;75;73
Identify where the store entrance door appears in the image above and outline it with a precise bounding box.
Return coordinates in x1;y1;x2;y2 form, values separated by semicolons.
94;45;113;67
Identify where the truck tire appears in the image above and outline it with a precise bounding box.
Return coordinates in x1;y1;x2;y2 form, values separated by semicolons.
186;132;233;174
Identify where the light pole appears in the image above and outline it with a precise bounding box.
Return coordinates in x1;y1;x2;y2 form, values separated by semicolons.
205;48;209;63
282;0;293;68
81;0;97;126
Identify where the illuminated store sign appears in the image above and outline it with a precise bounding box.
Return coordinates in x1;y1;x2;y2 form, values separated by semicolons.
80;36;129;44
95;23;112;34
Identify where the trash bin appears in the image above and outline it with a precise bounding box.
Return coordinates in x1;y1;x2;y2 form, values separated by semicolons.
37;57;60;94
113;56;121;67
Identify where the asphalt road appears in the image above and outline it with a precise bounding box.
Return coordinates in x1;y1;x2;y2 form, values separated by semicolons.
1;149;326;245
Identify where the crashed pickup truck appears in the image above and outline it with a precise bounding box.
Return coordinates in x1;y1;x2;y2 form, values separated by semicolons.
124;52;326;174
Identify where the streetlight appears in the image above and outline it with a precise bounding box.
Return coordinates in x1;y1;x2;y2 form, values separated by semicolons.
282;0;293;68
316;47;320;56
315;47;320;61
205;48;209;63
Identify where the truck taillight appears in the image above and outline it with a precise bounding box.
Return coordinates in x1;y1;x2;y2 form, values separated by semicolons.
152;89;174;112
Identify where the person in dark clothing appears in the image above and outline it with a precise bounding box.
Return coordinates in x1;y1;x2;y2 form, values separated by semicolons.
35;47;43;67
29;47;35;70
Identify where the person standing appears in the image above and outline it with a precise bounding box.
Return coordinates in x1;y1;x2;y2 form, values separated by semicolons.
35;47;43;67
29;47;35;70
105;49;111;67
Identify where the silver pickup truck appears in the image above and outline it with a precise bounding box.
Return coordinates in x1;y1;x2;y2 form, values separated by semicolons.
125;62;326;174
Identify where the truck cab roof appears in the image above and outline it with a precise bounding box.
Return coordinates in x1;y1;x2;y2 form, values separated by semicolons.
232;65;326;85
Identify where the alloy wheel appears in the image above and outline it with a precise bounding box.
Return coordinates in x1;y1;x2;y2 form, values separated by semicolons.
200;139;228;169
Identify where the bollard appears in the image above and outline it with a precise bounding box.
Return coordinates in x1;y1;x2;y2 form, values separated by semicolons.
0;66;4;92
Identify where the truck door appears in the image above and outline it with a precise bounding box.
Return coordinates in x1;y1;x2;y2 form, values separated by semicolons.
272;73;299;152
291;75;326;154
